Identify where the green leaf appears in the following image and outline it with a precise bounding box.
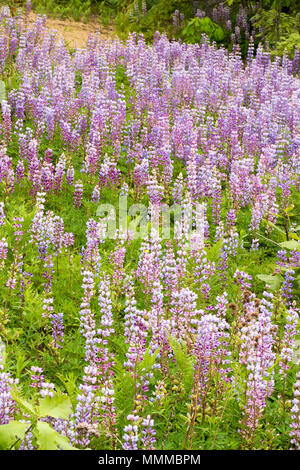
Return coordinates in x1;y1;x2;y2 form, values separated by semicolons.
37;421;59;450
256;274;281;290
265;220;285;235
169;337;194;394
39;393;72;419
11;389;37;417
207;239;223;262
279;240;300;251
0;421;28;449
289;232;300;241
55;432;77;450
199;17;214;35
214;26;225;42
37;421;76;450
57;373;78;407
284;204;294;214
137;346;160;374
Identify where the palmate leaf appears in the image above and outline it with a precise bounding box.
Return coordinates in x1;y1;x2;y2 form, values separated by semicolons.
279;240;300;251
55;432;77;450
0;421;28;450
256;274;282;291
39;393;72;419
37;421;58;450
10;389;37;417
37;421;76;450
265;220;285;235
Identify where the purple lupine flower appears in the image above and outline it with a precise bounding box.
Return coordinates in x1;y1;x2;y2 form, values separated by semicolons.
51;313;64;348
233;270;252;292
0;365;18;424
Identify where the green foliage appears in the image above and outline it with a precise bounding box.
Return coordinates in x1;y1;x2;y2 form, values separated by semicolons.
114;362;135;425
136;346;160;375
182;17;225;44
256;274;282;291
251;8;300;51
0;1;299;451
0;421;28;450
207;239;223;263
39;393;72;419
6;0;299;60
169;337;194;395
114;0;194;41
11;390;37;416
1;389;75;449
280;240;300;251
31;0;92;22
275;32;300;57
36;421;75;450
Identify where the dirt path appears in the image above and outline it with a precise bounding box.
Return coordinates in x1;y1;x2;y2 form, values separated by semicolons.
29;12;116;48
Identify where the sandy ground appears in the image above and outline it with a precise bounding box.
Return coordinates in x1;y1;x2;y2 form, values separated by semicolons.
28;12;116;48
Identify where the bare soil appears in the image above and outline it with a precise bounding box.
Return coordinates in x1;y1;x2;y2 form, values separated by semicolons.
29;12;116;48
